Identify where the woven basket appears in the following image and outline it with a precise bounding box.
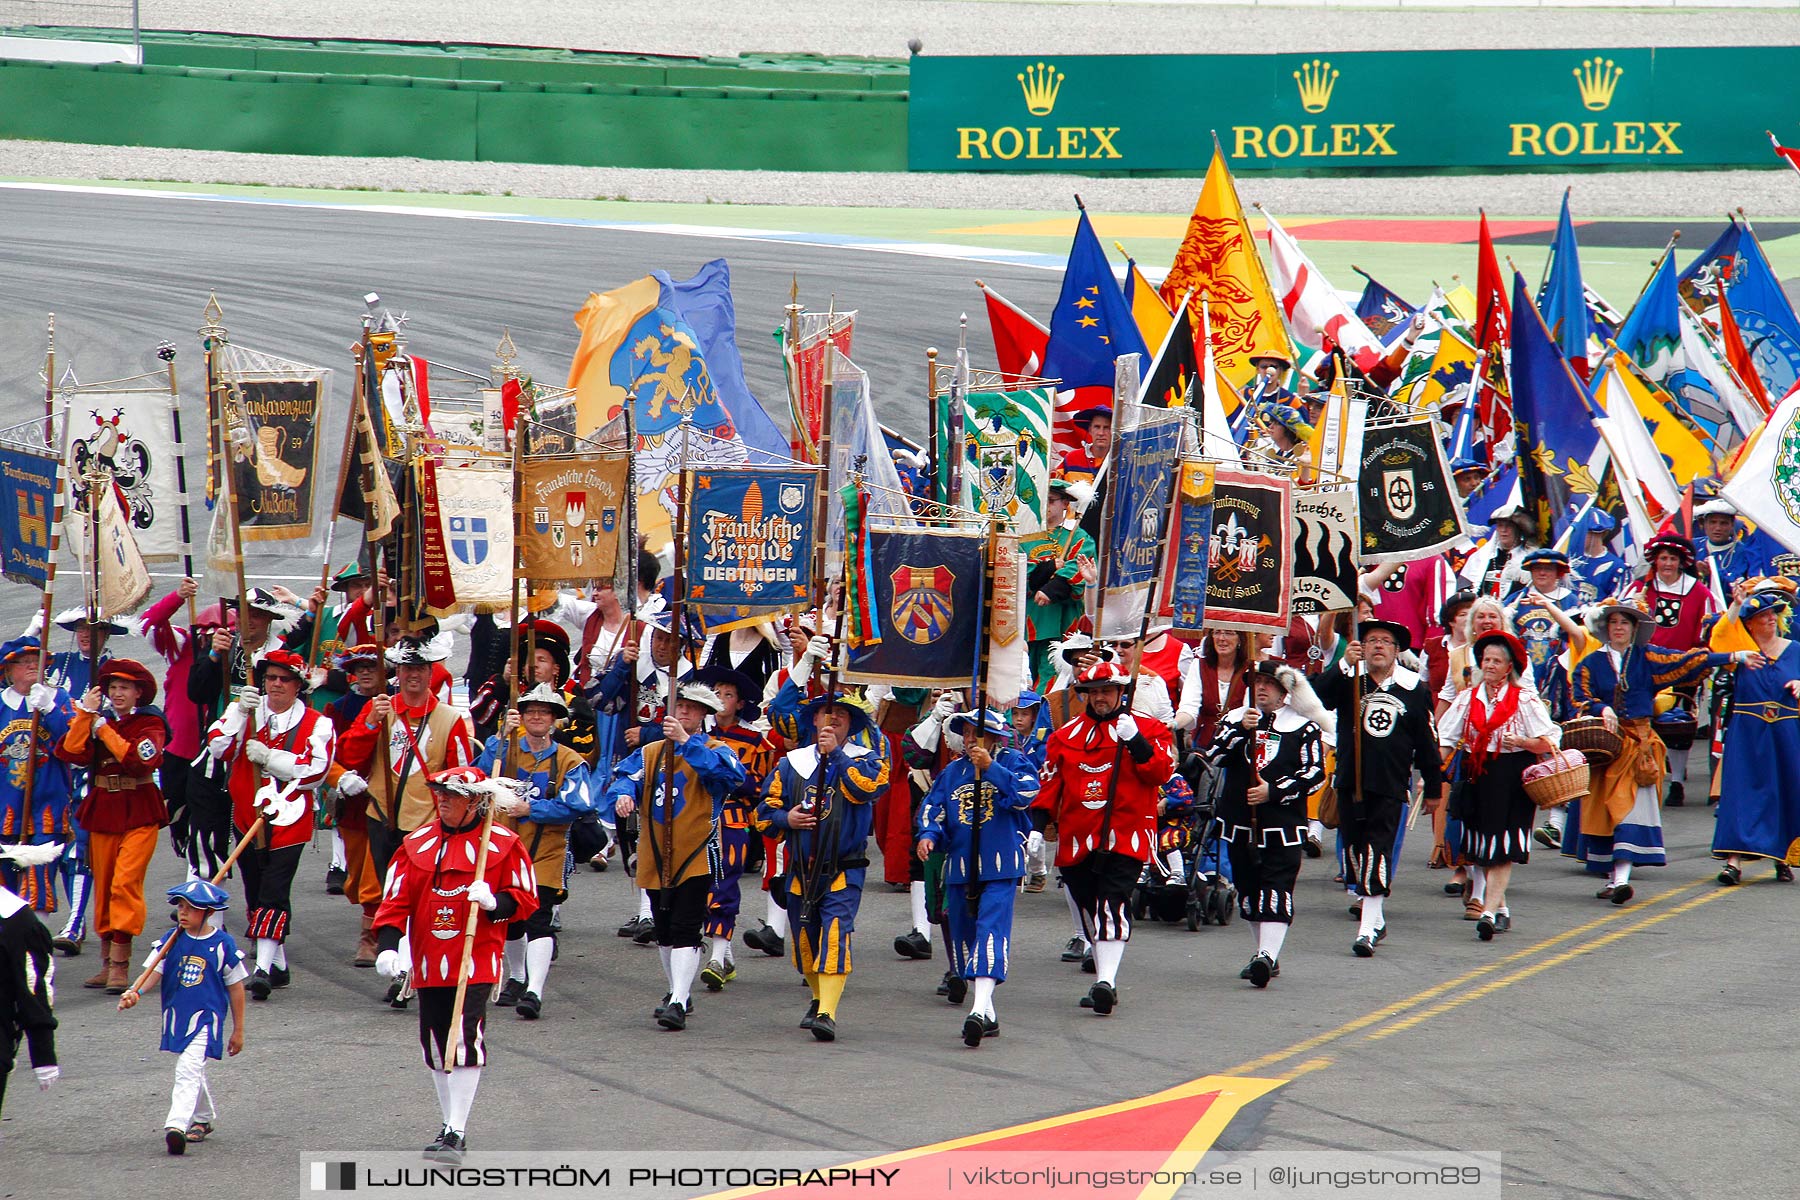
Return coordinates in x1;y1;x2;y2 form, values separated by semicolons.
1522;752;1591;809
1653;714;1699;751
1562;716;1622;767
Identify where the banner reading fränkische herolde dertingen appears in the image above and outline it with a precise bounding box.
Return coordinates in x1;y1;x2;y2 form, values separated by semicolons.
687;468;815;611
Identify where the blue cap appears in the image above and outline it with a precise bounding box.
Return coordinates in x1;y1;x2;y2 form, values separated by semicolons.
167;879;231;911
1740;591;1791;623
0;635;41;665
1521;548;1570;571
948;707;1013;739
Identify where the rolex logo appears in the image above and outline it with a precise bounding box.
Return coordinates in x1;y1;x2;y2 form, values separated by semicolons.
1293;59;1338;114
1572;57;1623;111
1017;61;1063;116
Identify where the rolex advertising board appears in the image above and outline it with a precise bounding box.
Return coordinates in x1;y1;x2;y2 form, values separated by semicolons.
909;47;1800;172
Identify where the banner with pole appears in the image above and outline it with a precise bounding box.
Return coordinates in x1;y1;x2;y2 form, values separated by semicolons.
1204;467;1294;633
686;467;817;614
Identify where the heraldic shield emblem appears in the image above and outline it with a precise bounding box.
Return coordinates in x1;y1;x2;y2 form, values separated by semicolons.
448;516;489;569
891;564;957;645
1382;469;1417;520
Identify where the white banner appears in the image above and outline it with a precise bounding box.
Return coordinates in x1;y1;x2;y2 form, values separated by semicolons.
64;387;185;563
1722;389;1800;554
65;479;152;619
435;464;515;608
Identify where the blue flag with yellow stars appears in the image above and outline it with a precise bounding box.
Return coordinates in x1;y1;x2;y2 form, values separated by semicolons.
1041;210;1148;390
1511;270;1600;542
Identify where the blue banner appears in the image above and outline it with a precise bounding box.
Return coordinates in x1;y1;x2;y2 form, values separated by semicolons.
687;468;815;610
1168;463;1215;635
841;526;985;689
0;446;56;588
1105;416;1184;590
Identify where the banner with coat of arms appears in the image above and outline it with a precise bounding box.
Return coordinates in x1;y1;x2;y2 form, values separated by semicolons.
433;464;514;608
64;388;183;563
841;525;985;689
0;443;58;588
1357;416;1467;565
687;468;816;611
1167;461;1217;635
1203;468;1293;634
519;454;630;582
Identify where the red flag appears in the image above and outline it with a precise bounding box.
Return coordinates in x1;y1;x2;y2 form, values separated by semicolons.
1716;277;1774;415
979;284;1048;379
499;377;522;439
408;355;433;424
1474;209;1509;356
1771;131;1800;177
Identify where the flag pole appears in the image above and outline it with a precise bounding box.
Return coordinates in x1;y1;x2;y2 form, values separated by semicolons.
158;340;200;627
947;314;968;505
22;331;70;824
784;276;806;463
655;417;694;909
209;304;263;831
925;346;939;504
349;328;394;832
308;381;363;672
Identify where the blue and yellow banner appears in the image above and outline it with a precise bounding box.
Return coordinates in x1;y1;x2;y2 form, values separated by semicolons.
0;445;56;588
687;468;815;611
1104;415;1185;591
1167;461;1216;635
841;526;985;689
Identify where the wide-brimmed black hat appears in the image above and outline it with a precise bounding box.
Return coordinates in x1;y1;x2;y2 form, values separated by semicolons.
1356;618;1413;653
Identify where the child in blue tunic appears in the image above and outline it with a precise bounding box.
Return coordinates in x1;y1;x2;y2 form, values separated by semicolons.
118;880;247;1155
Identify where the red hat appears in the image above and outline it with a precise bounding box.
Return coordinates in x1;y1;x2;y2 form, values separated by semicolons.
519;619;570;652
1644;533;1696;571
253;648;311;691
426;764;488;793
98;658;157;706
1072;661;1131;691
1471;630;1529;675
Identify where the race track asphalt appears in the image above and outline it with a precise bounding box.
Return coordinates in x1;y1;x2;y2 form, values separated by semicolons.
1;187;1795;1200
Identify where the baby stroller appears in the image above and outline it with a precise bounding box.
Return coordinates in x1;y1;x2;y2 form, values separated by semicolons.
1132;761;1237;930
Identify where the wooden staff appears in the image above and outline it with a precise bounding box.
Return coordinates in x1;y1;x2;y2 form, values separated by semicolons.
210;310;262;836
443;796;499;1074
307;386;363;670
349;336;395;828
1090;403;1123;644
22;322;70;823
655;421;693;901
121;816;267;997
160;341;200;627
964;507;1000;915
925;346;939;503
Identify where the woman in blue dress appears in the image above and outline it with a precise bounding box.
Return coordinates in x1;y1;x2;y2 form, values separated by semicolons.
1713;590;1800;885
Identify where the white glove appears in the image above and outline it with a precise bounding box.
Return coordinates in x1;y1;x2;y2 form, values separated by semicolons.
236;685;261;713
1026;830;1045;856
805;634;833;665
466;880;497;912
375;949;401;978
1114;712;1140;742
337;771;368;797
26;683;56;715
244;740;272;767
35;1064;59;1091
931;692;959;723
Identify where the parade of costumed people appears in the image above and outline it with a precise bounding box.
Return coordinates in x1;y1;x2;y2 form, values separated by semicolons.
9;98;1800;1187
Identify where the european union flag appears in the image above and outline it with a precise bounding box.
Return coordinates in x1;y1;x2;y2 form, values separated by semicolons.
1537;191;1589;377
1041;209;1148;390
1511;271;1599;541
1679;219;1800;401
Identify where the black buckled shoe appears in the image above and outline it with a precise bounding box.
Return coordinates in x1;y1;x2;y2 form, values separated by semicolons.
893;929;932;960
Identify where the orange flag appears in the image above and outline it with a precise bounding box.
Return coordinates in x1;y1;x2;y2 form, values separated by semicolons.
1159;146;1293;388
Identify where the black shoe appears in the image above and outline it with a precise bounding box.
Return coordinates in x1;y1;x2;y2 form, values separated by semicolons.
436;1131;466;1165
384;974;405;1006
423;1127;450;1157
165;1127;187;1156
1443;880;1466;896
1347;900;1362;920
1777;862;1795;883
1079;993;1095;1009
495;977;526;1007
1080;951;1095;975
962;1013;991;1047
247;969;272;1001
1666;782;1685;808
1718;863;1742;887
1476;914;1496;941
1611;884;1634;905
269;965;291;989
893;929;932;960
1596;884;1616;900
618;915;648;938
1087;981;1116;1015
935;971;952;997
1352;935;1376;958
325;866;347;895
632;919;656;946
517;991;542;1019
1060;936;1087;963
1303;834;1323;859
551;934;559;962
1238;958;1256;980
810;1013;837;1042
945;976;968;1006
744;923;785;957
1248;953;1273;988
799;999;819;1029
656;1000;688;1031
654;992;672;1019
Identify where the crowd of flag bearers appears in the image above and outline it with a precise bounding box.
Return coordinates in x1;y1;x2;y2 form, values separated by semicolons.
7;160;1800;1166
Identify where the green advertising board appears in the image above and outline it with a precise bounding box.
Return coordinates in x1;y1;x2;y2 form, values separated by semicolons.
909;47;1800;173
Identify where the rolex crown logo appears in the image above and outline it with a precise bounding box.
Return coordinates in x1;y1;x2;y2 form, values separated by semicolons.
1293;59;1338;114
1572;56;1623;111
1017;61;1063;116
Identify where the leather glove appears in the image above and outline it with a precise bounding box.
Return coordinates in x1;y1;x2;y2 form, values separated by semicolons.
466;880;497;912
26;683;57;715
35;1064;59;1091
375;949;401;978
244;740;272;767
236;685;261;713
1114;712;1140;742
337;771;368;797
1026;830;1045;856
